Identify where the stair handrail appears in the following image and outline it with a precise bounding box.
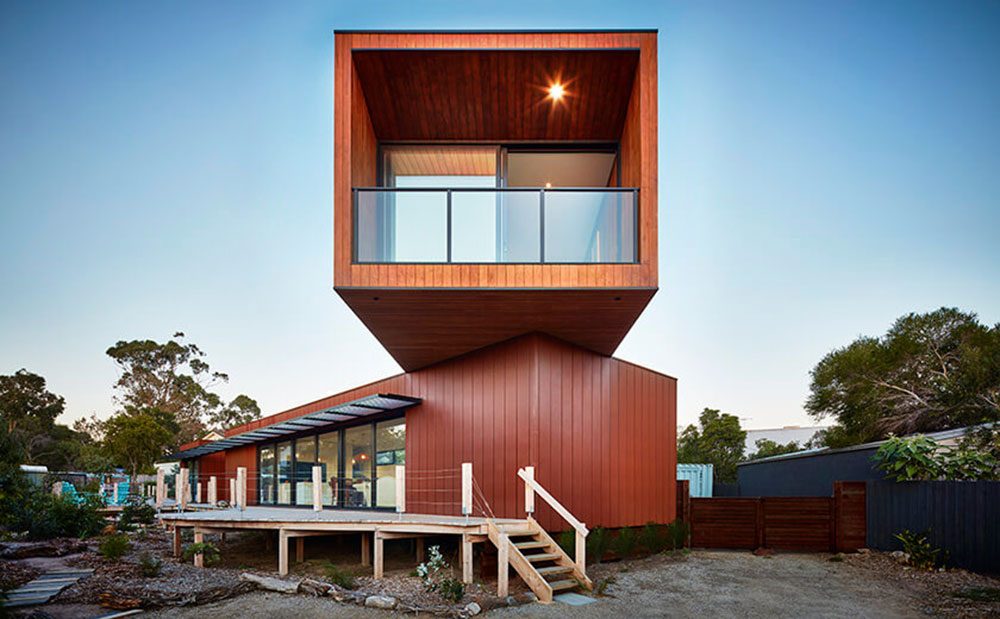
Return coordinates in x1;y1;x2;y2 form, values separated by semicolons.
517;467;588;573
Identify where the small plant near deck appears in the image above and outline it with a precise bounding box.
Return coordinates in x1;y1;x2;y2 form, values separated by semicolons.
586;526;609;564
558;530;575;557
639;522;668;554
138;551;162;577
182;541;221;566
119;495;156;529
664;519;690;550
323;562;357;590
894;530;945;570
594;575;616;596
612;527;637;557
99;533;132;560
416;545;465;602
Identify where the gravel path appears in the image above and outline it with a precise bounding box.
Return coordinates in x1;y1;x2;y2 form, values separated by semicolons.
145;551;927;619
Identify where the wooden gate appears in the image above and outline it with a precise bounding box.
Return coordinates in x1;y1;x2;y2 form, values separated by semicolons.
680;481;865;552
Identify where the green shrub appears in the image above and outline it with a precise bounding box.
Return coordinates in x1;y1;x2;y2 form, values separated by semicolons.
99;534;132;560
586;526;609;564
639;522;665;554
895;530;945;570
138;551;162;577
119;495;155;529
612;527;637;557
557;530;575;557
323;563;357;589
416;545;464;602
182;542;221;566
21;492;105;540
664;519;690;550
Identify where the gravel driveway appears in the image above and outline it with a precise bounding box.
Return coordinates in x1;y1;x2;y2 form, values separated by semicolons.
146;551;924;619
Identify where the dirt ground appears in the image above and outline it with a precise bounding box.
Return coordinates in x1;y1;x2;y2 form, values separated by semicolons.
144;550;1000;619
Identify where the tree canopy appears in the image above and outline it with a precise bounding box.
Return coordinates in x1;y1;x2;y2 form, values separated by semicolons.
677;408;747;483
0;369;64;435
807;308;1000;448
106;332;261;445
102;407;175;481
748;438;801;460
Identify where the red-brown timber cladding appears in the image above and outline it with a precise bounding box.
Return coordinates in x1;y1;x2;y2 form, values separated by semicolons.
198;333;677;531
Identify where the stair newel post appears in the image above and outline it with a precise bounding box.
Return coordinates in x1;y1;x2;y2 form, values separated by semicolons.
312;466;323;512
575;526;586;574
461;462;472;520
524;466;535;516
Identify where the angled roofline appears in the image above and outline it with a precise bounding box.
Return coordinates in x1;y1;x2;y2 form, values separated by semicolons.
334;29;658;34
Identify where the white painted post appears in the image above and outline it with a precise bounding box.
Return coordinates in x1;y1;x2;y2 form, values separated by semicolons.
575;528;586;573
229;478;236;506
156;469;165;508
208;476;217;505
312;466;322;512
177;469;188;511
395;465;405;513
524;465;535;515
196;481;202;504
237;467;247;510
461;462;472;517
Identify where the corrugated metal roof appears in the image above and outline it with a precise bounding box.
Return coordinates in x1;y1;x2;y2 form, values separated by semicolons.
166;393;421;460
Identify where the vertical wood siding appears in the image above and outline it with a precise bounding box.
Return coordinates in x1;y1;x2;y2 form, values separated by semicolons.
199;333;676;529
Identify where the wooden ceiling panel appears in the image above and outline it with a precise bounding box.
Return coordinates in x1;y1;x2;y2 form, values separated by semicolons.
352;49;639;141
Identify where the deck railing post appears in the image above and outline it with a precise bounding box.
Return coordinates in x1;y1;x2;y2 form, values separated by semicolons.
196;481;202;504
395;465;406;514
208;476;217;505
524;466;535;515
312;466;322;512
156;469;164;508
229;478;236;506
461;462;472;517
237;467;247;510
177;468;188;511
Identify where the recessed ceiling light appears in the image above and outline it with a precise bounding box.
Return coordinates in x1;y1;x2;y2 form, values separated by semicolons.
547;82;565;101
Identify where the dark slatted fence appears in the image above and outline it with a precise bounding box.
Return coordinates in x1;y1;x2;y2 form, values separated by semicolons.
866;480;1000;574
683;481;866;552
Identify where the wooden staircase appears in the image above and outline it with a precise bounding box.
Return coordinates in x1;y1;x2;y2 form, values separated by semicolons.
487;517;592;603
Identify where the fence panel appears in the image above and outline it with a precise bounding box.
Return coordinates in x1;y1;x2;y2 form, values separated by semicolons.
867;480;1000;574
834;481;867;551
690;498;759;549
763;497;833;551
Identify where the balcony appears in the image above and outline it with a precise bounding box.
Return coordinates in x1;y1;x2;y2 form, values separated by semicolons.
353;187;638;265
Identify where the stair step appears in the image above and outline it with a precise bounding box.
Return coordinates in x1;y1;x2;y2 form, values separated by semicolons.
514;541;549;550
536;566;574;576
500;529;535;537
525;553;561;563
549;579;579;591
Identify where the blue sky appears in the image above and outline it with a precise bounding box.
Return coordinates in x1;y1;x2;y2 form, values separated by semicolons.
1;0;998;432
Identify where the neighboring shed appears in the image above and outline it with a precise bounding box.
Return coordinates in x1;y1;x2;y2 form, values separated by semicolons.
736;425;987;497
677;463;714;497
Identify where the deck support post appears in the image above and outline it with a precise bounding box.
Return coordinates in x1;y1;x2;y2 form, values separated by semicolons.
172;526;182;558
193;530;204;568
177;468;188;511
461;462;472;517
373;531;384;579
461;533;473;584
278;529;289;576
415;536;425;563
312;466;322;511
155;469;164;508
208;476;217;505
361;533;370;567
236;467;247;510
395;465;405;514
497;532;509;597
296;537;304;563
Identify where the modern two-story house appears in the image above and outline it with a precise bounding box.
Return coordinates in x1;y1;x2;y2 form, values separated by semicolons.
172;28;674;547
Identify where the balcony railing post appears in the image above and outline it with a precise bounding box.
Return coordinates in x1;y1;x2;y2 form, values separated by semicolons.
446;189;453;263
539;188;546;263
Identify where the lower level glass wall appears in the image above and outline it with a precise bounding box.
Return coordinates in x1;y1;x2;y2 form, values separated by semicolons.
256;417;405;509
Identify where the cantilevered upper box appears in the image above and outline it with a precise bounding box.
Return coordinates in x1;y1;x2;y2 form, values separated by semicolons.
334;30;658;370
